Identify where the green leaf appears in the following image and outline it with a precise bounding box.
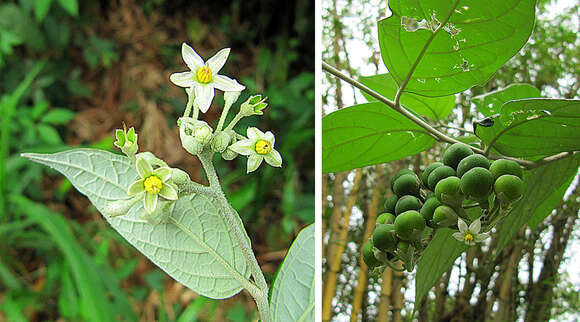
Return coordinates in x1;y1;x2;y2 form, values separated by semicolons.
359;73;455;120
270;224;314;322
322;102;435;173
473;84;541;117
37;124;63;145
415;228;466;309
34;0;52;22
56;0;78;16
41;108;76;124
378;0;536;96
475;99;580;159
526;174;575;231
23;149;251;299
495;154;580;253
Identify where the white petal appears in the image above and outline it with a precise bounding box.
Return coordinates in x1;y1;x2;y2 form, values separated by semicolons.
169;72;195;87
229;139;254;156
181;43;204;71
469;218;482;234
247;154;263;173
264;131;275;147
212;74;245;92
206;48;230;74
136;157;153;178
194;84;215;113
246;127;264;140
144;192;158;214
474;233;490;242
452;232;464;242
153;167;172;182
159;184;178;200
264;149;282;168
457;218;468;233
128;179;145;196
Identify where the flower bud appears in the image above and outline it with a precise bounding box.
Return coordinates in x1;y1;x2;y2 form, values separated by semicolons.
224;91;241;108
103;197;139;217
114;126;139;156
221;148;238;160
171;168;191;186
240;95;268;117
211;131;232;153
193;123;213;145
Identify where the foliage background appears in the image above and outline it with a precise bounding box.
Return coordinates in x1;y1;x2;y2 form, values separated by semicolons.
322;0;580;321
0;0;314;320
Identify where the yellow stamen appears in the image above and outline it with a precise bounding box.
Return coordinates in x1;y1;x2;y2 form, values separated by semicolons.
196;66;212;83
144;176;163;194
464;233;474;243
255;139;272;155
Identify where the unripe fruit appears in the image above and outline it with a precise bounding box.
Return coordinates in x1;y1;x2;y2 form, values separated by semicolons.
460;167;494;200
397;241;410;254
432;205;458;228
434;176;461;204
457;154;490;178
420;197;442;221
427;165;456;191
394;210;426;241
421;162;444;187
395;195;422;215
373;224;398;252
442;143;474;169
393;174;420;197
390;169;415;191
362;239;381;269
494;175;524;203
384;195;399;214
490;159;523;180
377;212;396;225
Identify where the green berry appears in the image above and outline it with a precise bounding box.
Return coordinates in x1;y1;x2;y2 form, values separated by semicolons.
373;224;398;252
394;210;426;241
395;195;422;215
490;159;523;180
421;162;444;187
420;197;442;221
362;239;380;269
427;165;456;191
460;167;494;200
457;154;490;178
377;213;396;225
390;169;415;192
393;174;420;197
434;176;462;204
397;241;410;254
384;195;399;214
494;175;524;203
442;143;474;169
432;205;458;228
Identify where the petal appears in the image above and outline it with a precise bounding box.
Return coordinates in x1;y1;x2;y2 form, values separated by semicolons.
159;183;178;200
246;127;264;140
153;167;172;182
264;131;275;147
169;71;196;87
452;232;464;242
212;74;245;92
474;233;490;242
181;43;204;71
264;149;282;168
229;139;254;156
206;48;230;74
194;84;214;113
128;179;145;196
457;218;468;233
469;219;482;234
136;157;153;178
143;192;158;214
246;154;264;173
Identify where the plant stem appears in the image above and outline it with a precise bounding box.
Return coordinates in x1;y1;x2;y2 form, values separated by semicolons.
197;150;271;321
183;90;194;118
224;112;244;132
216;101;234;133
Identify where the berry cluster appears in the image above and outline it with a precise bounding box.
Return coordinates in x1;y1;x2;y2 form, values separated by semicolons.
362;143;525;272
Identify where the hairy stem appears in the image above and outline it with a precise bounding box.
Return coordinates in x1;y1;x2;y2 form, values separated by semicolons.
224;112;244;132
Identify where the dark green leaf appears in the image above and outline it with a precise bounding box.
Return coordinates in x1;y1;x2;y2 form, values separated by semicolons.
41;108;76;124
475;99;580;159
37;124;63;145
56;0;78;16
378;0;536;96
527;174;575;231
473;84;541;117
34;0;52;22
359;73;455;120
322;102;435;173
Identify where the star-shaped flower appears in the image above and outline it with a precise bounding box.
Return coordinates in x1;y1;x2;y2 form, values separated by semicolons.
127;157;178;213
228;127;282;173
169;43;245;113
452;218;490;246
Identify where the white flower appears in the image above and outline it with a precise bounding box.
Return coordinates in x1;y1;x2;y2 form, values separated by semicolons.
169;43;245;113
228;127;282;173
452;218;490;246
127;157;178;213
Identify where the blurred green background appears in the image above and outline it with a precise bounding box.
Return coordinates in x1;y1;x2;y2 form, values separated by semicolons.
0;0;314;321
